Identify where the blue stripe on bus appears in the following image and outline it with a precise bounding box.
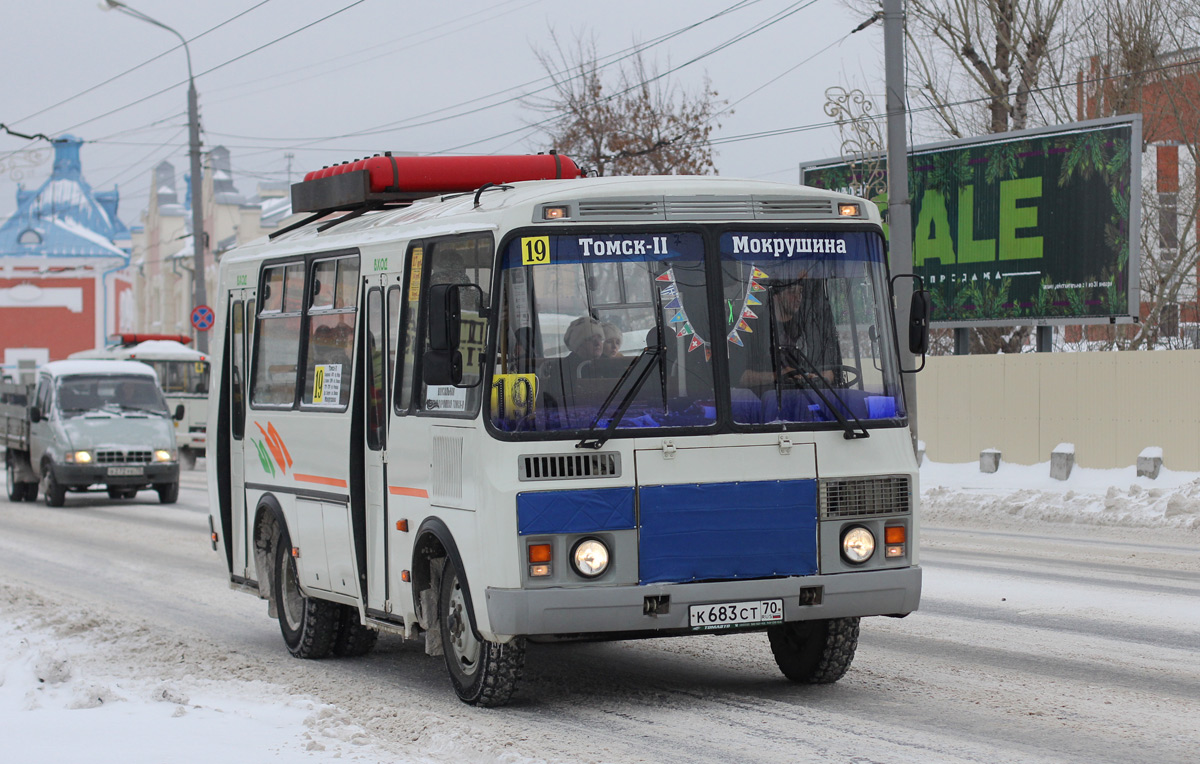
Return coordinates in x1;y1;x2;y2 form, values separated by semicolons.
637;479;818;585
517;487;636;536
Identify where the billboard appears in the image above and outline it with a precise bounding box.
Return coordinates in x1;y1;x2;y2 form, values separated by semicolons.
801;116;1141;326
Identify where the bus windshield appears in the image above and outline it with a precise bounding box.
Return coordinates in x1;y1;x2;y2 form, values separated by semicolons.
490;228;905;435
493;232;716;433
721;230;906;426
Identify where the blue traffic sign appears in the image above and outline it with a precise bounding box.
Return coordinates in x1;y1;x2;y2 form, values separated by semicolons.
191;304;215;331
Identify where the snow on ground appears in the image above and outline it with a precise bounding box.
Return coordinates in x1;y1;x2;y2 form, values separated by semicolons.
0;586;396;763
2;458;1197;761
921;458;1200;533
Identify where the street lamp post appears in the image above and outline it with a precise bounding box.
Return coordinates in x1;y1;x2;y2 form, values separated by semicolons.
103;1;208;352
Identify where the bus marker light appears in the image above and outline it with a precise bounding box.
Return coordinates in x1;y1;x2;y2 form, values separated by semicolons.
885;526;906;544
542;206;569;220
528;544;552;563
885;545;905;558
396;519;409;532
530;564;551;577
838;203;861;217
292;547;300;558
401;570;411;582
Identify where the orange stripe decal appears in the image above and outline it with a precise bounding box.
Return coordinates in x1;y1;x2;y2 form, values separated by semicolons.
293;473;349;488
389;486;429;498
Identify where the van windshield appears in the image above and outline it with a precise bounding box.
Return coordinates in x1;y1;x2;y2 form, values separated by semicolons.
492;232;716;433
56;375;169;416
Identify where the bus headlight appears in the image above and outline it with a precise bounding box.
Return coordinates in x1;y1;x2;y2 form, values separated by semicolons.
154;449;175;462
841;526;875;564
67;450;92;464
571;538;609;578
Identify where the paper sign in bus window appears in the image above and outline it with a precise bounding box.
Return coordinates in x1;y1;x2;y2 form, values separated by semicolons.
312;363;343;405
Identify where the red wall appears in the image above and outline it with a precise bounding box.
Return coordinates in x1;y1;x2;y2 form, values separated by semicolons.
0;277;97;362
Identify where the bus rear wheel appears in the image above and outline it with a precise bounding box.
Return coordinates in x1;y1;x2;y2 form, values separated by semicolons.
767;617;860;684
438;558;525;707
273;531;338;659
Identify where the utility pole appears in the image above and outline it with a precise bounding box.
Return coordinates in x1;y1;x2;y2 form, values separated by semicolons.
104;1;209;352
882;0;916;448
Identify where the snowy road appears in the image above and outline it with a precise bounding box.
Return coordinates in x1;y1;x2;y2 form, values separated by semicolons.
1;466;1198;763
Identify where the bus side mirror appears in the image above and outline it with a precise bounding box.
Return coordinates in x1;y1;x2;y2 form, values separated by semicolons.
909;289;932;355
29;406;42;424
174;404;186;421
427;284;462;353
423;350;463;386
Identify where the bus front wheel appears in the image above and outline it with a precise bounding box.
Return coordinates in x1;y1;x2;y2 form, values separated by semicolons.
273;530;338;659
438;558;525;707
767;616;860;684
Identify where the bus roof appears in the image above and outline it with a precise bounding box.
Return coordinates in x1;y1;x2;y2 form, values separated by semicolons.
222;174;879;265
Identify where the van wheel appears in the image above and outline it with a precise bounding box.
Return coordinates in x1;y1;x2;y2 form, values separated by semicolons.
273;530;338;659
156;482;179;504
332;605;378;657
767;617;860;684
43;469;66;507
438;557;525;706
6;457;26;502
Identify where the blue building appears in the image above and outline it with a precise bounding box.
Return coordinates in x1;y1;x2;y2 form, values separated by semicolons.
0;135;132;373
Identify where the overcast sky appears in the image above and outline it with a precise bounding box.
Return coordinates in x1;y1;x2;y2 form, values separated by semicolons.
0;0;890;224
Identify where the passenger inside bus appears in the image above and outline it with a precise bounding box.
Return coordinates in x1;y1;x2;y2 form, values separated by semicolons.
737;274;842;394
600;321;623;357
539;316;605;411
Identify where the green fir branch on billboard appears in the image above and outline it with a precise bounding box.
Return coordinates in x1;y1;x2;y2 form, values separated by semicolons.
1066;287;1087;316
926;150;972;197
1034;277;1055;316
1058;131;1109;186
984;142;1026;184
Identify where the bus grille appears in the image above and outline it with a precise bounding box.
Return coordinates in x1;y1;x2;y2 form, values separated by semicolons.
519;452;621;481
819;476;911;518
96;450;152;464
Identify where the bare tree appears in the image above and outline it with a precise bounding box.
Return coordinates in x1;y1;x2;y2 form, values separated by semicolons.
528;32;723;176
1072;1;1200;350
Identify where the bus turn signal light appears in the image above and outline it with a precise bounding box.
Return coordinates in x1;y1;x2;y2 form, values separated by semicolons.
885;526;906;544
528;544;552;563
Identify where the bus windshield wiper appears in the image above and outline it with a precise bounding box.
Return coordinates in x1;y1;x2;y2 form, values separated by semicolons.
577;291;669;450
766;287;867;440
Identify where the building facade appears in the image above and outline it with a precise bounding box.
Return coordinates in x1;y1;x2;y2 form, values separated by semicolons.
0;136;132;376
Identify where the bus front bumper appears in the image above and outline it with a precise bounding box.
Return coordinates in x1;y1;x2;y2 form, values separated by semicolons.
485;566;921;638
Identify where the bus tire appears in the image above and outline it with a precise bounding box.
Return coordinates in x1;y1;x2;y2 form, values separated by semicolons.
43;468;66;508
767;616;860;684
438;557;525;707
156;482;179;504
273;530;338;659
332;605;378;658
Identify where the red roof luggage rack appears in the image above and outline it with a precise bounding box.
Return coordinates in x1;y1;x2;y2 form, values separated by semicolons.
272;152;581;239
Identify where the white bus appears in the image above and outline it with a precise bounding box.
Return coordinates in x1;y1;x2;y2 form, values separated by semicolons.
207;155;929;707
71;336;210;469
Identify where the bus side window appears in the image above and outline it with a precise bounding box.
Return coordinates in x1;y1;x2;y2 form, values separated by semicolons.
251;262;304;407
395;244;423;414
302;254;358;409
417;234;493;416
386;286;401;400
230;299;245;439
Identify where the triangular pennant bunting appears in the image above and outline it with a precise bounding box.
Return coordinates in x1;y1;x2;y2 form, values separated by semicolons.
655;270;674;282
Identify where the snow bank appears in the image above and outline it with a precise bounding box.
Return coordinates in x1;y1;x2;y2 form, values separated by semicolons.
920;459;1200;532
0;586;391;763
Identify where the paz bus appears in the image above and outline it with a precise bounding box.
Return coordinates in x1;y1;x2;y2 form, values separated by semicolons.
71;335;210;469
207;154;929;706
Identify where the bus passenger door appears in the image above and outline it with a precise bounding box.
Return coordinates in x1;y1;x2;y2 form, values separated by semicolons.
362;279;391;614
227;292;253;579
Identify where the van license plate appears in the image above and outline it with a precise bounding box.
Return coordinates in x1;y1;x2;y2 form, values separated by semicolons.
689;599;784;630
107;467;143;476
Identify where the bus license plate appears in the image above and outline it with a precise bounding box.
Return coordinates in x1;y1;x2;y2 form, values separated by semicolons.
107;467;144;476
689;599;784;630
